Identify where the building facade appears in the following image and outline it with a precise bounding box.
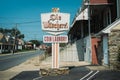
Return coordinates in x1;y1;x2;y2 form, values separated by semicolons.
68;0;120;68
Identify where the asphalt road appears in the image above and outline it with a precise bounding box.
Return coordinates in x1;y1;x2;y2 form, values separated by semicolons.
10;66;120;80
0;50;44;71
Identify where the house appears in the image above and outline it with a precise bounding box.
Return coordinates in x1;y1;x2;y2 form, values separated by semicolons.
0;33;7;53
25;42;33;49
39;44;48;50
0;32;19;53
17;39;25;50
0;33;13;53
97;19;120;68
68;0;120;68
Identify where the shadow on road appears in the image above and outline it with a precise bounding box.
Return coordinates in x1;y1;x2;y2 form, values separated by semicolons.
10;70;40;80
10;66;90;80
9;66;120;80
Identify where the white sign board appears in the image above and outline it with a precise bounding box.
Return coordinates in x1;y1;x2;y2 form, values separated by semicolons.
41;9;70;68
43;35;68;43
41;13;70;32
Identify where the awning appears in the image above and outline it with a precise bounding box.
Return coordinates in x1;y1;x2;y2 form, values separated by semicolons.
76;8;88;21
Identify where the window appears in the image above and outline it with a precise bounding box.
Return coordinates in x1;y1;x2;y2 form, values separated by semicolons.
103;8;111;27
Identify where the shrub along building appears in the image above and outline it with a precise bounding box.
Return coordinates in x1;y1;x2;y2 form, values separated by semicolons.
68;0;120;69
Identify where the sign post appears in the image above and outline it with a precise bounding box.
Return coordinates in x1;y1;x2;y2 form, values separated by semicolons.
52;43;59;68
41;8;70;68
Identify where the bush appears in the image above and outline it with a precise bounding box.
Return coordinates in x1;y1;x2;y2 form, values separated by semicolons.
45;47;52;57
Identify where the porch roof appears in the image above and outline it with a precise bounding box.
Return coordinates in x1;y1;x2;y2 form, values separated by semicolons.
76;8;88;21
0;33;4;40
98;18;120;35
84;0;112;6
0;43;13;45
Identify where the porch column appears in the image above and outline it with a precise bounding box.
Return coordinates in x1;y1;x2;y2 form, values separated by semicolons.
81;22;84;38
103;34;109;65
0;44;2;53
117;0;120;18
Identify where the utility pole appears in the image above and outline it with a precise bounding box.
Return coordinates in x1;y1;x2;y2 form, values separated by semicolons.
12;23;17;54
34;34;37;50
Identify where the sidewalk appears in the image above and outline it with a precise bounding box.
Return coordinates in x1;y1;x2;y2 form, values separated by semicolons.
0;50;36;57
40;56;91;68
40;56;108;70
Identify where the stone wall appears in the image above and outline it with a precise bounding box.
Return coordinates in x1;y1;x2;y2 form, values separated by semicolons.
108;30;120;69
39;68;69;76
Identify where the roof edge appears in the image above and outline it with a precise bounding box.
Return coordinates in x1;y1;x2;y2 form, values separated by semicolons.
97;18;120;35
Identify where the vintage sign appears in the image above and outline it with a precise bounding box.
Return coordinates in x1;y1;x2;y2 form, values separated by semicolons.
41;13;70;32
41;8;70;68
43;35;68;43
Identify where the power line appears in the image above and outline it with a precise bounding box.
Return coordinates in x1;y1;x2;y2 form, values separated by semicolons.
0;20;40;25
17;21;40;24
0;16;40;19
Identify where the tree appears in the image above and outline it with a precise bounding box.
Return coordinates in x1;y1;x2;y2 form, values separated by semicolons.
11;28;24;39
60;43;67;47
18;34;24;39
29;40;41;47
0;28;3;33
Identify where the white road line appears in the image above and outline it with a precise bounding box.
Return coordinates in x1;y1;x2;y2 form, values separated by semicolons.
86;70;99;80
33;77;42;80
80;71;93;80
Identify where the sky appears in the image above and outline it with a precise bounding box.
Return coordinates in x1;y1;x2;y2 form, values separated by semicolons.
0;0;82;41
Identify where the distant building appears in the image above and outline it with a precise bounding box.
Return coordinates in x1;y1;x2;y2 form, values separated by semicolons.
17;39;25;50
25;42;33;49
39;44;48;50
0;32;25;53
0;33;14;53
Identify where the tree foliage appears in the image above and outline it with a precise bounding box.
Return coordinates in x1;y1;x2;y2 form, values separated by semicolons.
60;43;67;47
29;40;42;47
0;27;24;39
